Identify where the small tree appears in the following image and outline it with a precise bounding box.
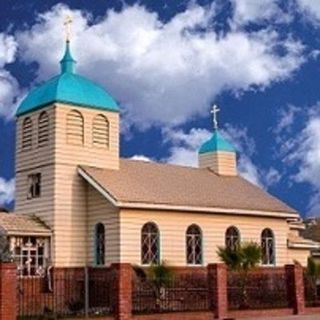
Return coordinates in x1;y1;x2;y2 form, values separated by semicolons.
217;242;261;309
306;257;320;303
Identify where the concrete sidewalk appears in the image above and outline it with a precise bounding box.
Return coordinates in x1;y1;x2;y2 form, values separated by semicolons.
240;315;320;320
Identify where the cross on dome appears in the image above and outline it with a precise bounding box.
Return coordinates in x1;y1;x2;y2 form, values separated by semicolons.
210;104;220;131
64;15;73;42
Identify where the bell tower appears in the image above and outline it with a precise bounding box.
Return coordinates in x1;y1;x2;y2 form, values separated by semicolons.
198;105;237;176
15;21;120;267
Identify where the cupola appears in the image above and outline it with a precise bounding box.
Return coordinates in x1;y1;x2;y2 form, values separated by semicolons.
198;105;237;176
16;40;118;116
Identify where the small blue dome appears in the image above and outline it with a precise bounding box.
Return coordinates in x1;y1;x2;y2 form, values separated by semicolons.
17;41;118;116
199;131;235;154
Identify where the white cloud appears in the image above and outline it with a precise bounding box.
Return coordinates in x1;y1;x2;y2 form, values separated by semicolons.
0;33;20;119
163;127;211;167
275;104;320;215
231;0;286;25
274;104;300;136
130;155;152;162
0;178;15;206
17;4;305;130
296;0;320;23
221;124;263;186
237;155;262;187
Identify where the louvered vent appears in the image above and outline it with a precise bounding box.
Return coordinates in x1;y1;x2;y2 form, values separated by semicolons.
67;110;84;145
38;111;49;147
93;114;109;148
22;117;33;150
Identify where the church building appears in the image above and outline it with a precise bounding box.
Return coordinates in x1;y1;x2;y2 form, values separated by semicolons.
0;37;317;277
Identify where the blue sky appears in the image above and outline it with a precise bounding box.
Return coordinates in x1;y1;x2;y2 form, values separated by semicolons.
0;0;320;217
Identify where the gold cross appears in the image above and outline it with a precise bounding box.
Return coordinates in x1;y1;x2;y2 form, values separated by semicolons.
210;104;220;130
64;15;73;41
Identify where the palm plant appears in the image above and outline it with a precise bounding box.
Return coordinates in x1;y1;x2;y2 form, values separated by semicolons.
147;261;174;310
217;242;262;308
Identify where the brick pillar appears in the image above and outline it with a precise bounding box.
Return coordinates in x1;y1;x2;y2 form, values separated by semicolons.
0;263;17;320
285;264;305;315
112;263;132;320
208;263;227;319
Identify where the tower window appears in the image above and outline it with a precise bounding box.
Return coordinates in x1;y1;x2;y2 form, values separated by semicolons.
93;114;109;148
38;111;49;147
27;173;41;199
22;117;33;150
67;110;84;145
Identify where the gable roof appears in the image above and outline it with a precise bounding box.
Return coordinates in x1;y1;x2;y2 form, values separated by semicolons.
79;159;298;218
0;212;51;236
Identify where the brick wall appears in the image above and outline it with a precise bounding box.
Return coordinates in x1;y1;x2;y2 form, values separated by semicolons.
0;263;17;320
2;262;311;320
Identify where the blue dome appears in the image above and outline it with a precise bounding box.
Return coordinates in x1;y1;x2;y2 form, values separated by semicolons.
199;131;235;154
17;41;118;116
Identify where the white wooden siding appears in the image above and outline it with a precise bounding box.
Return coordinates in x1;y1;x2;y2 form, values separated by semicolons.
87;184;120;265
119;209;309;266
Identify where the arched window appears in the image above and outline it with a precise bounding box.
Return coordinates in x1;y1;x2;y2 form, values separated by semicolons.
186;224;202;265
261;228;275;265
141;222;159;265
38;111;49;147
93;114;109;148
66;110;84;145
22;117;33;150
95;223;105;266
225;226;240;250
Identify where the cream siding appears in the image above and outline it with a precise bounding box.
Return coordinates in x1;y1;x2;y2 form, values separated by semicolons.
15;102;120;267
199;151;237;176
119;209;309;267
287;248;310;265
87;184;120;266
15;105;56;227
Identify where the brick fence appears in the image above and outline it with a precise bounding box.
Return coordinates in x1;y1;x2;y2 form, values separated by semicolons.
0;262;315;320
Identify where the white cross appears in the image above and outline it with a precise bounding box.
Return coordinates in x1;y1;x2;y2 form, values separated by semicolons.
210;104;220;130
64;15;73;41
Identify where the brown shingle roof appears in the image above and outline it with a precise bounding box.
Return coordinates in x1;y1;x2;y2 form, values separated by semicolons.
79;159;297;216
0;212;51;236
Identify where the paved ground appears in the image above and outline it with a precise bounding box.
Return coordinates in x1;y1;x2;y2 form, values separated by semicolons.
240;316;320;320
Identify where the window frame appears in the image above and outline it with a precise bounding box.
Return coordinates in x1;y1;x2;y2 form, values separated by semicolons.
38;111;49;147
22;117;33;150
186;224;203;266
92;114;110;148
11;236;49;277
27;173;42;200
94;223;105;266
66;109;84;145
225;226;240;251
261;228;276;266
141;222;160;266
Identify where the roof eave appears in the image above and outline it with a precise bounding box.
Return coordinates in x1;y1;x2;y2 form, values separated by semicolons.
288;241;320;249
17;99;119;117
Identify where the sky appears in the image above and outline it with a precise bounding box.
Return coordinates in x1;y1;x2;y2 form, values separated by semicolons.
0;0;320;217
